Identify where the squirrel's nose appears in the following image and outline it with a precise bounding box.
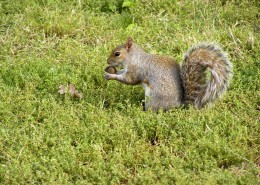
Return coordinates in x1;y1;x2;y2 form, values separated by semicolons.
107;59;111;64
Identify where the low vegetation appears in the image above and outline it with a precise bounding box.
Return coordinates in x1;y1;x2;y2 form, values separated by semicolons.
0;0;259;184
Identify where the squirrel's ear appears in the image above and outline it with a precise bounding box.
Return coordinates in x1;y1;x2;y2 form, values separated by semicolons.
125;37;133;51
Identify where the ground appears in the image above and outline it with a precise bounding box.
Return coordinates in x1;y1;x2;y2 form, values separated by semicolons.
0;0;259;184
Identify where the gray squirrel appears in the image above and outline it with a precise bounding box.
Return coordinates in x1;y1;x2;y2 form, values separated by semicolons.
104;37;232;112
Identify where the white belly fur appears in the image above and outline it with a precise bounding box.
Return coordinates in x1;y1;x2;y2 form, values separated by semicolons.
142;82;152;108
142;83;151;97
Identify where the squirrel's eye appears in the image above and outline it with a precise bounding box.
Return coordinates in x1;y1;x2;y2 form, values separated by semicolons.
114;52;120;57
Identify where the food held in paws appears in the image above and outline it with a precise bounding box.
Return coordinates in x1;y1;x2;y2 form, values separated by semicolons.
105;66;117;74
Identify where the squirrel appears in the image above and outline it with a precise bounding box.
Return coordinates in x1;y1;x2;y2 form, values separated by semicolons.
104;37;232;112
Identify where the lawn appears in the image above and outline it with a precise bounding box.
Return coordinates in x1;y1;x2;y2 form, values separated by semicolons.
0;0;259;184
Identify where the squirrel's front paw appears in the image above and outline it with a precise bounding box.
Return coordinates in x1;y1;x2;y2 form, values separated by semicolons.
104;73;117;80
104;73;111;80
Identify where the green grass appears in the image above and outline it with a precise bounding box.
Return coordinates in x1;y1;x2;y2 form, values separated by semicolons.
0;0;259;184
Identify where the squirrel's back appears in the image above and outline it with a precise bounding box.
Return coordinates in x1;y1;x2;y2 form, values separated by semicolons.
181;43;232;109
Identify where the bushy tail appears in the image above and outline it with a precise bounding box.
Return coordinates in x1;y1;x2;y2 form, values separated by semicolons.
181;43;232;109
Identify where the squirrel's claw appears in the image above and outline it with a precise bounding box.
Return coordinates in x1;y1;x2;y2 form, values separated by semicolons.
104;73;110;80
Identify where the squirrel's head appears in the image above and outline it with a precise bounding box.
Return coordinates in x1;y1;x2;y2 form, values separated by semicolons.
107;37;133;67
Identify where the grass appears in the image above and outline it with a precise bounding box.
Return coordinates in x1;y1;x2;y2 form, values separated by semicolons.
0;0;259;184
